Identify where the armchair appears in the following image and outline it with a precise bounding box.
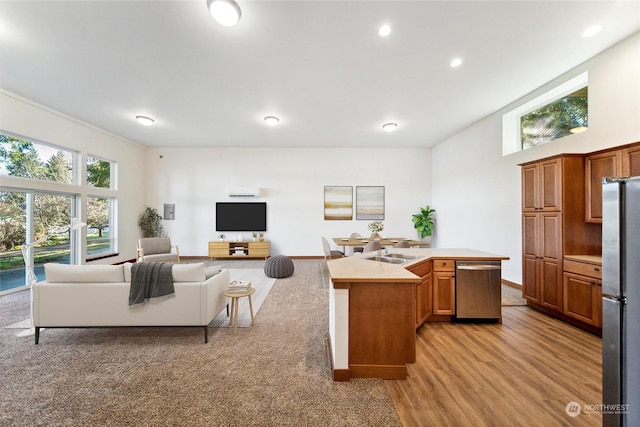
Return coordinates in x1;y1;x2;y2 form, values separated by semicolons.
137;237;180;263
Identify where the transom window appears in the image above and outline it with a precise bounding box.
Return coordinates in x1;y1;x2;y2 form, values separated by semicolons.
503;72;588;156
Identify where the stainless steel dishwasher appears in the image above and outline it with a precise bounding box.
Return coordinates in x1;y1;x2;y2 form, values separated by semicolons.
455;260;502;320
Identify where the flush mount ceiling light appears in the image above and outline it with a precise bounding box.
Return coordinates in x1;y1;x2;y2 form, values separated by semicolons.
264;116;280;126
582;24;602;38
135;115;155;126
207;0;241;27
382;122;398;132
378;24;391;37
450;58;463;68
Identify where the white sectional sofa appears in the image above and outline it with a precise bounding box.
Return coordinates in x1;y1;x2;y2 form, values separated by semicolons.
33;262;230;344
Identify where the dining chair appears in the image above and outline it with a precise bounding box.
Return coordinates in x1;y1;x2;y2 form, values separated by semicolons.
363;240;382;253
350;232;364;254
393;241;411;248
322;237;344;264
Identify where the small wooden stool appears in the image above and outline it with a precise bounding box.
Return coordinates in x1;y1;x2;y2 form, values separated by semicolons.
223;287;256;334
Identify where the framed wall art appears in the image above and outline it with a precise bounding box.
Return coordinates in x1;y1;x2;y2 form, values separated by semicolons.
324;186;353;220
356;186;385;220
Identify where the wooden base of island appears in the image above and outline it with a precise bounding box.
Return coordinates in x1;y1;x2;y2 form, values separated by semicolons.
330;279;417;381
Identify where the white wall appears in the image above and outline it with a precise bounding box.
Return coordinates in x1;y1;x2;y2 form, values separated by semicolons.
144;147;432;256
432;32;640;284
0;90;146;264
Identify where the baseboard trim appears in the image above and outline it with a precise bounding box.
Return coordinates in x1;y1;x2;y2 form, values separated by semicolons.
349;364;407;380
501;279;521;290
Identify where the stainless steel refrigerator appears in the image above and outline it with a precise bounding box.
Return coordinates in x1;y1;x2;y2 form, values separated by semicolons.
602;177;640;427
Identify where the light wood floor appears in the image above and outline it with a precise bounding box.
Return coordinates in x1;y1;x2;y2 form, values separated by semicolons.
385;306;602;427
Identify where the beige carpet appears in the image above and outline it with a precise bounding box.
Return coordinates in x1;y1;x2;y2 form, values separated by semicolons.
210;268;275;328
0;259;401;427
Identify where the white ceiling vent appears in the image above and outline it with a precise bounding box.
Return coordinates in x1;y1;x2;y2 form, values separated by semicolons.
227;187;261;197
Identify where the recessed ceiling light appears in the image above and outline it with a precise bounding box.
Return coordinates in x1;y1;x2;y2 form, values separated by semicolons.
450;58;463;68
382;122;398;132
207;0;242;27
264;116;280;126
135;115;155;126
379;24;391;37
582;25;602;38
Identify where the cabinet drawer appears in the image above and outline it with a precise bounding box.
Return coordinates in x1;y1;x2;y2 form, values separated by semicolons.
564;259;602;279
433;259;455;272
407;260;432;277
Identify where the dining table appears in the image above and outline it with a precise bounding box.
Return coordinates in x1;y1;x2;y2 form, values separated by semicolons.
332;237;426;253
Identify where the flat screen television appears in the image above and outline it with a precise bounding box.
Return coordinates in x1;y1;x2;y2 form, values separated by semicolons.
216;202;267;232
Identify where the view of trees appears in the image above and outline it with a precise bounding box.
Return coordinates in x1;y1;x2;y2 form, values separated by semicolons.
0;135;111;250
520;87;588;149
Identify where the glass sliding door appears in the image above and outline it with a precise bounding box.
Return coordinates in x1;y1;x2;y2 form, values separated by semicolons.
0;191;76;294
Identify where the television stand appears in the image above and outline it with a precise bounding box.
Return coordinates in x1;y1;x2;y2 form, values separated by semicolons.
208;241;270;260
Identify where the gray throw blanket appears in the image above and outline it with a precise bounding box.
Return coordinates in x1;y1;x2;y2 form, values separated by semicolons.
129;262;175;306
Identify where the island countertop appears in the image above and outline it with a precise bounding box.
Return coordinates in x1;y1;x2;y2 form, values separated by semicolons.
328;247;510;284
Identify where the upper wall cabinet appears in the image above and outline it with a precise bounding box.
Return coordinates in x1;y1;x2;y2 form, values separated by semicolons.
585;151;622;223
585;142;640;223
622;144;640;176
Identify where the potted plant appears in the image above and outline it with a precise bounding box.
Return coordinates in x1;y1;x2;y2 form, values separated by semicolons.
368;221;384;239
412;205;436;244
137;206;165;238
259;232;264;242
252;232;258;242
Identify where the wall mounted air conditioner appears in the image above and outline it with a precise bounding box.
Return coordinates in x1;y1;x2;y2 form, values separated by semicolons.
227;187;261;197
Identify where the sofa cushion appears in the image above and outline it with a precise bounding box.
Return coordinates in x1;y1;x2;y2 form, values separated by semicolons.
172;263;206;282
205;265;222;279
44;263;125;283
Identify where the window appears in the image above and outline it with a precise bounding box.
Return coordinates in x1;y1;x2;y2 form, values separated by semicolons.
520;87;588;149
0;134;74;183
0;190;77;293
86;155;113;189
503;72;588;156
86;196;116;259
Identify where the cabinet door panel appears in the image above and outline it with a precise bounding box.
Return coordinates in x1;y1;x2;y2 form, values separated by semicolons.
416;275;432;327
522;164;538;211
586;151;622;223
541;212;562;260
540;158;562;211
622;145;640;176
522;255;539;303
522;214;538;257
563;273;598;325
541;259;562;311
433;272;455;315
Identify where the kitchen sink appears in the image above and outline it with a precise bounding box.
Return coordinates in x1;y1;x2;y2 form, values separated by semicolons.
384;253;419;260
364;256;407;264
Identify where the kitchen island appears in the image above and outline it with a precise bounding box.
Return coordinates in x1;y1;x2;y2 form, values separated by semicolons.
327;248;509;381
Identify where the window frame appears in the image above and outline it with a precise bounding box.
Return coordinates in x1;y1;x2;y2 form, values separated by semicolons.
503;72;588;156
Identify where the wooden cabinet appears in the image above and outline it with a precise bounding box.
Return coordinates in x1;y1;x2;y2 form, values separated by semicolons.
522;212;563;310
522;157;563;212
563;258;602;327
585;150;622;223
432;259;455;315
584;142;640;223
208;241;270;259
622;144;640;176
407;260;432;328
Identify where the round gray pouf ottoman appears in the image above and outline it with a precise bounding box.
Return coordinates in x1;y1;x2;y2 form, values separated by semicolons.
264;255;294;278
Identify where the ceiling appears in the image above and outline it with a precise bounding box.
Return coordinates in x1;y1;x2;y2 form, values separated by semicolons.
0;1;638;149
